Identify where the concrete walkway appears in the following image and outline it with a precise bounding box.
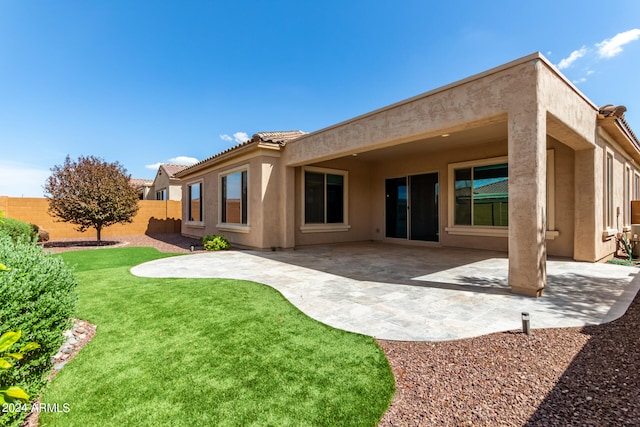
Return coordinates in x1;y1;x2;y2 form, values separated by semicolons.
131;243;640;341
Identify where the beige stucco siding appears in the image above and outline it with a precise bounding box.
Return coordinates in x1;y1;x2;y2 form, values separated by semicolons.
546;138;575;258
294;158;372;246
181;150;283;249
283;59;543;167
538;63;597;150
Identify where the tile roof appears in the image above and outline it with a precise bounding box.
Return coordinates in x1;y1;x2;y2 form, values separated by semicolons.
175;130;306;177
252;130;307;144
598;105;640;154
130;178;153;188
160;164;189;178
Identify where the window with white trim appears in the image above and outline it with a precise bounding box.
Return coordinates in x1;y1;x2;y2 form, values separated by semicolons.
453;162;508;227
220;169;248;225
446;152;556;239
156;189;166;200
301;167;349;230
188;182;203;222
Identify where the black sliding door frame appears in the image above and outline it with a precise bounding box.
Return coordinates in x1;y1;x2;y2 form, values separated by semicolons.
385;172;439;242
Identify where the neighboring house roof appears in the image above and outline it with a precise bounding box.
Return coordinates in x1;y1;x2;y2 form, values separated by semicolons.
160;164;189;178
175;130;306;178
130;178;153;188
475;179;508;195
455;179;508;199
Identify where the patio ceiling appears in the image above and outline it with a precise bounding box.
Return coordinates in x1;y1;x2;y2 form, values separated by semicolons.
342;120;508;162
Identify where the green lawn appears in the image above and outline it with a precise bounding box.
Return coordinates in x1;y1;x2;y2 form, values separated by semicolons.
40;248;394;426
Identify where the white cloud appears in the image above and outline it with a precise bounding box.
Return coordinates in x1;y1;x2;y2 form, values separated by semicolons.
168;156;198;165
145;162;163;170
145;156;199;170
557;47;587;69
596;28;640;58
233;132;249;143
0;162;50;197
220;132;250;144
573;77;588;84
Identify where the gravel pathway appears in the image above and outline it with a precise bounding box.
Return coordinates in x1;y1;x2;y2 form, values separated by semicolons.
46;234;640;426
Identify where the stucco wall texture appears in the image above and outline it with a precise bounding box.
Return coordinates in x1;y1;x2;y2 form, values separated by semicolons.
0;197;181;239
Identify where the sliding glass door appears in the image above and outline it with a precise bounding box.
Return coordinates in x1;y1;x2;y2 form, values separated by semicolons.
385;173;438;242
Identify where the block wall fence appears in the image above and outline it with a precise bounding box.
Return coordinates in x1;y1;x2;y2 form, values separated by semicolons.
0;197;182;239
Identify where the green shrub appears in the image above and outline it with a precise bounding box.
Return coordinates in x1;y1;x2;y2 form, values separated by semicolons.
0;217;37;244
0;235;77;426
203;234;230;251
0;330;40;404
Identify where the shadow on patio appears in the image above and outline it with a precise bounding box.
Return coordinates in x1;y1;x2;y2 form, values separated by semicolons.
250;241;640;326
251;241;509;288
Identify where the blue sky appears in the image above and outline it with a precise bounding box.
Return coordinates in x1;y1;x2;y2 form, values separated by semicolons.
1;1;639;197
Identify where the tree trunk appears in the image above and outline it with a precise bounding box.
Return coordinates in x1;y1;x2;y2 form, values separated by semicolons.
96;226;102;245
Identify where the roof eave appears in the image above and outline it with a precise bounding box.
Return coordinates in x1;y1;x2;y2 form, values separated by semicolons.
175;141;283;178
599;117;640;163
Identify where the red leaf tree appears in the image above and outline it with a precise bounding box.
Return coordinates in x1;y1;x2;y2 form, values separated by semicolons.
44;155;140;243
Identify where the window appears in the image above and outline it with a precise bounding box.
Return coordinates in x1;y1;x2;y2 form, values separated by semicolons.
635;172;640;201
605;151;614;229
301;167;349;232
625;165;631;226
156;189;166;200
221;170;248;225
188;182;202;222
453;162;508;227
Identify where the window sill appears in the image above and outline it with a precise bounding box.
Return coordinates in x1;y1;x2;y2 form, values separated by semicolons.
185;222;205;228
300;224;351;233
445;227;560;240
602;228;618;240
445;226;508;237
545;230;560;240
217;223;251;234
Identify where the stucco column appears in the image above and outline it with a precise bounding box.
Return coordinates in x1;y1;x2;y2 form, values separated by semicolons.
508;106;547;297
573;148;598;262
280;166;296;249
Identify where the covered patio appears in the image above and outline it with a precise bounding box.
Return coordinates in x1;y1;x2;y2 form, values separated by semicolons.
131;242;640;341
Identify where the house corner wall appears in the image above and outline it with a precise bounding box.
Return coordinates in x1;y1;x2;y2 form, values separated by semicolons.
506;62;547;296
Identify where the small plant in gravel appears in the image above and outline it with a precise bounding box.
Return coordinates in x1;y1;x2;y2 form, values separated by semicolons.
203;234;230;251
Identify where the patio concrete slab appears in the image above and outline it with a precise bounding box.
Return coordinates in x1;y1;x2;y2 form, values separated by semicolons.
130;243;640;341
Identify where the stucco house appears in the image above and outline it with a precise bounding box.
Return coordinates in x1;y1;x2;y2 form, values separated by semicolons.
130;178;153;200
145;164;189;201
175;52;640;298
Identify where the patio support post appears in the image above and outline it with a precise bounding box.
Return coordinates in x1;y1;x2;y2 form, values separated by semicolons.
507;93;547;297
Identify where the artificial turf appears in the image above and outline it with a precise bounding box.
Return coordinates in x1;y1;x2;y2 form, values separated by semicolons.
40;248;394;426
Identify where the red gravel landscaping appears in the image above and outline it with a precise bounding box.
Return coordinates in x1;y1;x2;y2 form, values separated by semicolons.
377;292;639;426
